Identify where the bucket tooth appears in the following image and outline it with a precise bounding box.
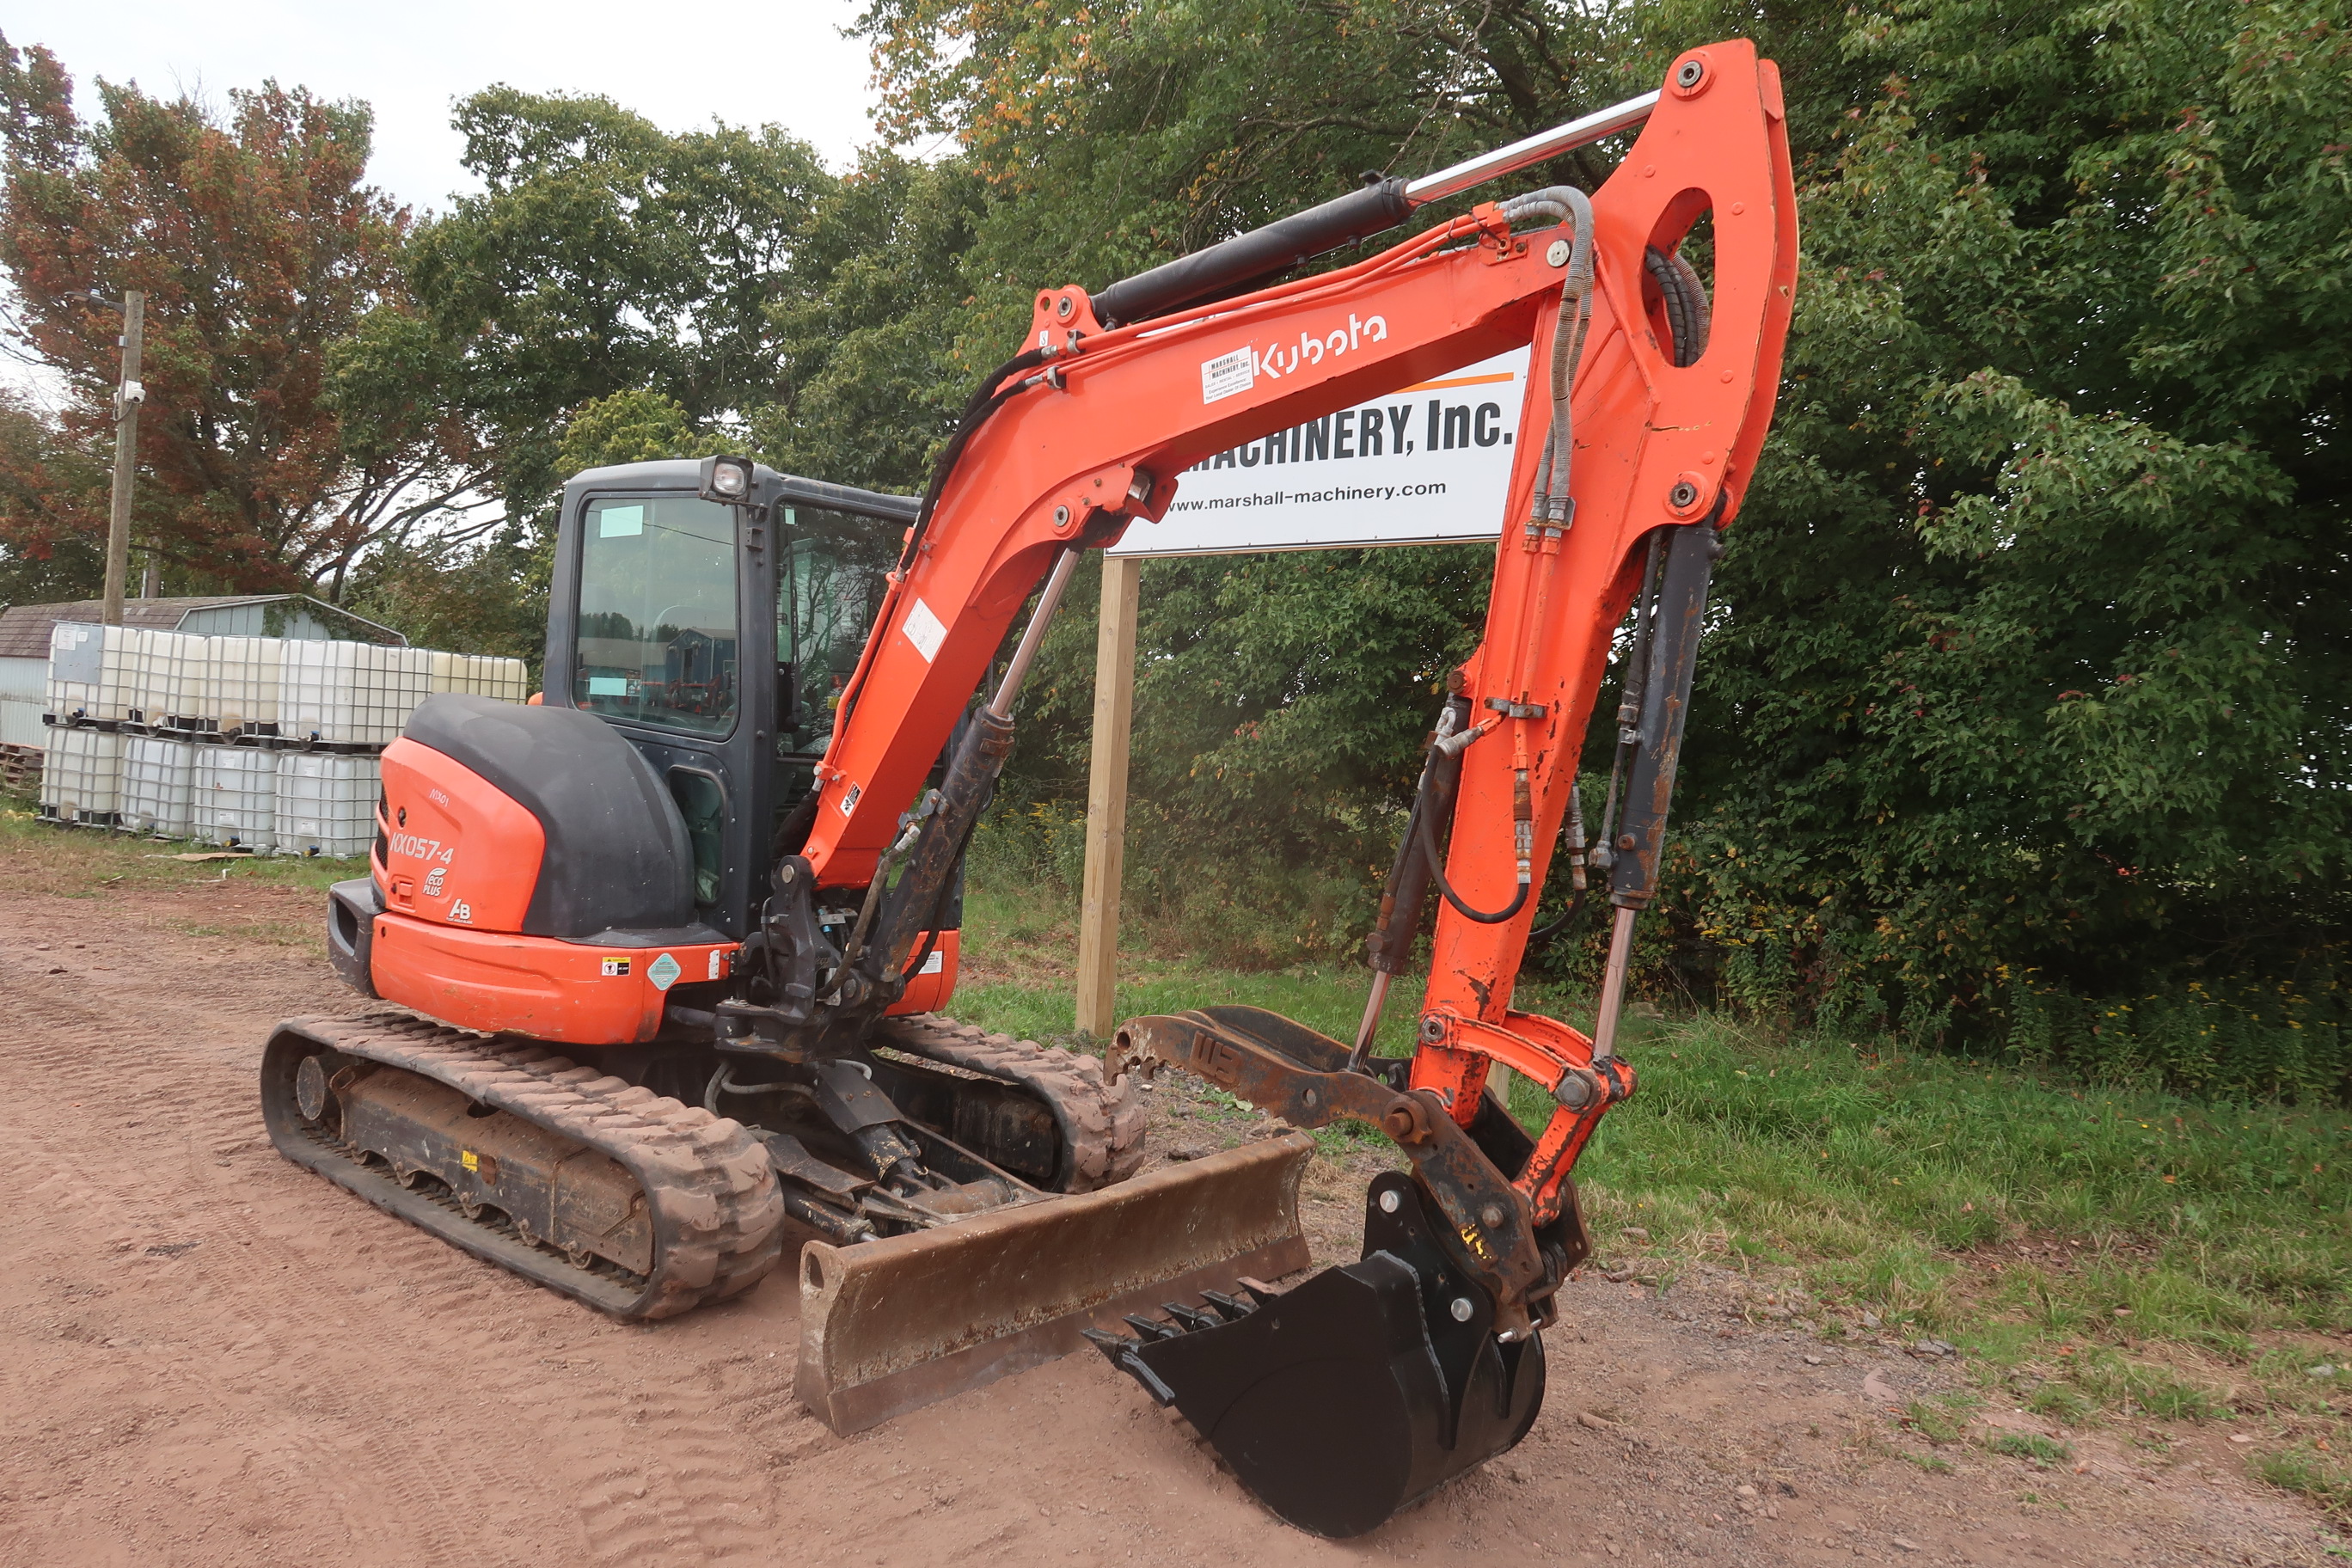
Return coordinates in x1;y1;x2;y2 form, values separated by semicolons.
1161;1301;1222;1332
1198;1289;1253;1321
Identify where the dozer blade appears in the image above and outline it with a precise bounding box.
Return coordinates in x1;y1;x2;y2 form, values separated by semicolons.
1086;1169;1546;1539
796;1131;1314;1433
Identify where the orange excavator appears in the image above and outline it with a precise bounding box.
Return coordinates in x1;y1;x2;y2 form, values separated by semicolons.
260;40;1793;1538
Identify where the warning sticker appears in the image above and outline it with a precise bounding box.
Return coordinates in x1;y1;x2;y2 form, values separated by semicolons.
600;957;631;977
1201;346;1255;404
916;947;946;976
647;952;683;992
903;598;947;663
707;950;726;980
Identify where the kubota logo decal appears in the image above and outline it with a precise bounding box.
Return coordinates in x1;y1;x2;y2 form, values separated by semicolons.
1201;314;1392;404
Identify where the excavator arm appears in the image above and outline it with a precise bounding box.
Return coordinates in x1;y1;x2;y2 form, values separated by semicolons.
735;40;1795;1537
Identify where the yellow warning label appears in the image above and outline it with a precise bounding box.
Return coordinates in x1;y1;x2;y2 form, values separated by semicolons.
461;1150;479;1173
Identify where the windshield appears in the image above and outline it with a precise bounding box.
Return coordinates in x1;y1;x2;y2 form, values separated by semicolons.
573;494;739;736
779;505;895;756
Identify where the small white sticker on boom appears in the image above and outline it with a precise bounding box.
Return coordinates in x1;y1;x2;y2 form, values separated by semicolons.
1201;346;1254;404
903;598;947;663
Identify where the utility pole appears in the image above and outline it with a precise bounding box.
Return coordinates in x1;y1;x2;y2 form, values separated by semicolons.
97;289;146;627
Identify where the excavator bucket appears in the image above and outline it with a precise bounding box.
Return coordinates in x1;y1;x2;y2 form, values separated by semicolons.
1084;1167;1546;1538
795;1131;1314;1432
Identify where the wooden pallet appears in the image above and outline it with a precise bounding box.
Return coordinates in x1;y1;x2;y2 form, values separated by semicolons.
0;742;43;795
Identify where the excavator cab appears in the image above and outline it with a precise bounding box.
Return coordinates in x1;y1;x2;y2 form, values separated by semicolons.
547;460;912;944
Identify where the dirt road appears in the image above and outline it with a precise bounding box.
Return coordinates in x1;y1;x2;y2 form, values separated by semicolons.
0;876;2331;1565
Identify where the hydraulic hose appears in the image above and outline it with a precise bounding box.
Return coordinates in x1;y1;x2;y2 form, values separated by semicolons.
1528;779;1591;944
1412;773;1530;926
1499;187;1596;529
898;346;1050;573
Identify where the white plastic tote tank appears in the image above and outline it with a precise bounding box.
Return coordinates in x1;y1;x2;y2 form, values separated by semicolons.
39;726;125;822
45;622;138;721
193;744;279;850
279;641;432;746
207;636;283;732
276;751;379;857
121;733;197;836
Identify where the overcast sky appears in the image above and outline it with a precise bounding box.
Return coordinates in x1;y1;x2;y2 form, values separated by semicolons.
4;0;887;217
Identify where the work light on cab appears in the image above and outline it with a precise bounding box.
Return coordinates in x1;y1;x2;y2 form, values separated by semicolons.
698;453;753;503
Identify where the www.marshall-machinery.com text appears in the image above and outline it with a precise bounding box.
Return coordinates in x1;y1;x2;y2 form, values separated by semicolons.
1169;481;1449;512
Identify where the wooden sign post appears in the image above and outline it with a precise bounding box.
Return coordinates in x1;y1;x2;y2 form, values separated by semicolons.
1074;555;1142;1039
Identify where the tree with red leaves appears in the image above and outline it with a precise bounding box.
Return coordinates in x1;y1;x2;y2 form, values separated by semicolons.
0;34;481;599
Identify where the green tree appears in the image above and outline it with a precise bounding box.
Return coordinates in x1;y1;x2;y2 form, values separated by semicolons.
1658;0;2350;1093
857;0;1669;355
0;390;108;603
389;89;834;522
755;150;987;493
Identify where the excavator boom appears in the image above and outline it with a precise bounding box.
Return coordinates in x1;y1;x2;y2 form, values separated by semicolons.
767;37;1794;1536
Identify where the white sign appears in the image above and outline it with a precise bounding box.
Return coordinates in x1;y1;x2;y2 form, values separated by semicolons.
1111;347;1528;557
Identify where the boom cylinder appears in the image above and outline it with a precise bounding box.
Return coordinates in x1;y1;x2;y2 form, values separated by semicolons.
1351;692;1477;1069
1607;524;1719;910
867;548;1083;991
1093;90;1660;328
1590;522;1720;1059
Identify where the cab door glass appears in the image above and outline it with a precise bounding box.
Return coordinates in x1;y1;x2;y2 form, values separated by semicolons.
574;495;740;735
777;505;892;756
667;769;726;907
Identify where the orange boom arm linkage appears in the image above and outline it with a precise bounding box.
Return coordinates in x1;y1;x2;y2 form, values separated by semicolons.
806;43;1794;1225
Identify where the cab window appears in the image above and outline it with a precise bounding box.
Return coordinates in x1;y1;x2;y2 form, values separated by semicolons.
777;505;892;756
574;495;739;736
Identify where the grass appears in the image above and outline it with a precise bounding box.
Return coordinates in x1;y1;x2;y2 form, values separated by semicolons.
952;871;2352;1518
1989;1431;2073;1467
0;799;361;898
2258;1445;2352;1516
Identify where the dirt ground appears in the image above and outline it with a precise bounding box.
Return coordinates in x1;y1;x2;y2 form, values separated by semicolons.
0;873;2337;1566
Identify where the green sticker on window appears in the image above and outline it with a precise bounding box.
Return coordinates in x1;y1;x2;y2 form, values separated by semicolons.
598;504;645;538
587;676;628;695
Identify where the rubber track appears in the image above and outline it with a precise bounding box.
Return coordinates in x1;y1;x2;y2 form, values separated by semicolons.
265;1010;786;1320
873;1014;1146;1191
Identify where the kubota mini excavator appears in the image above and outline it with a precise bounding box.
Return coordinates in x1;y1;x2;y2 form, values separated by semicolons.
260;40;1793;1538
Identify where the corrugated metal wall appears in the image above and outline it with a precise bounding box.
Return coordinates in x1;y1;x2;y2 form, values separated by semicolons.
0;696;46;748
0;655;44;702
